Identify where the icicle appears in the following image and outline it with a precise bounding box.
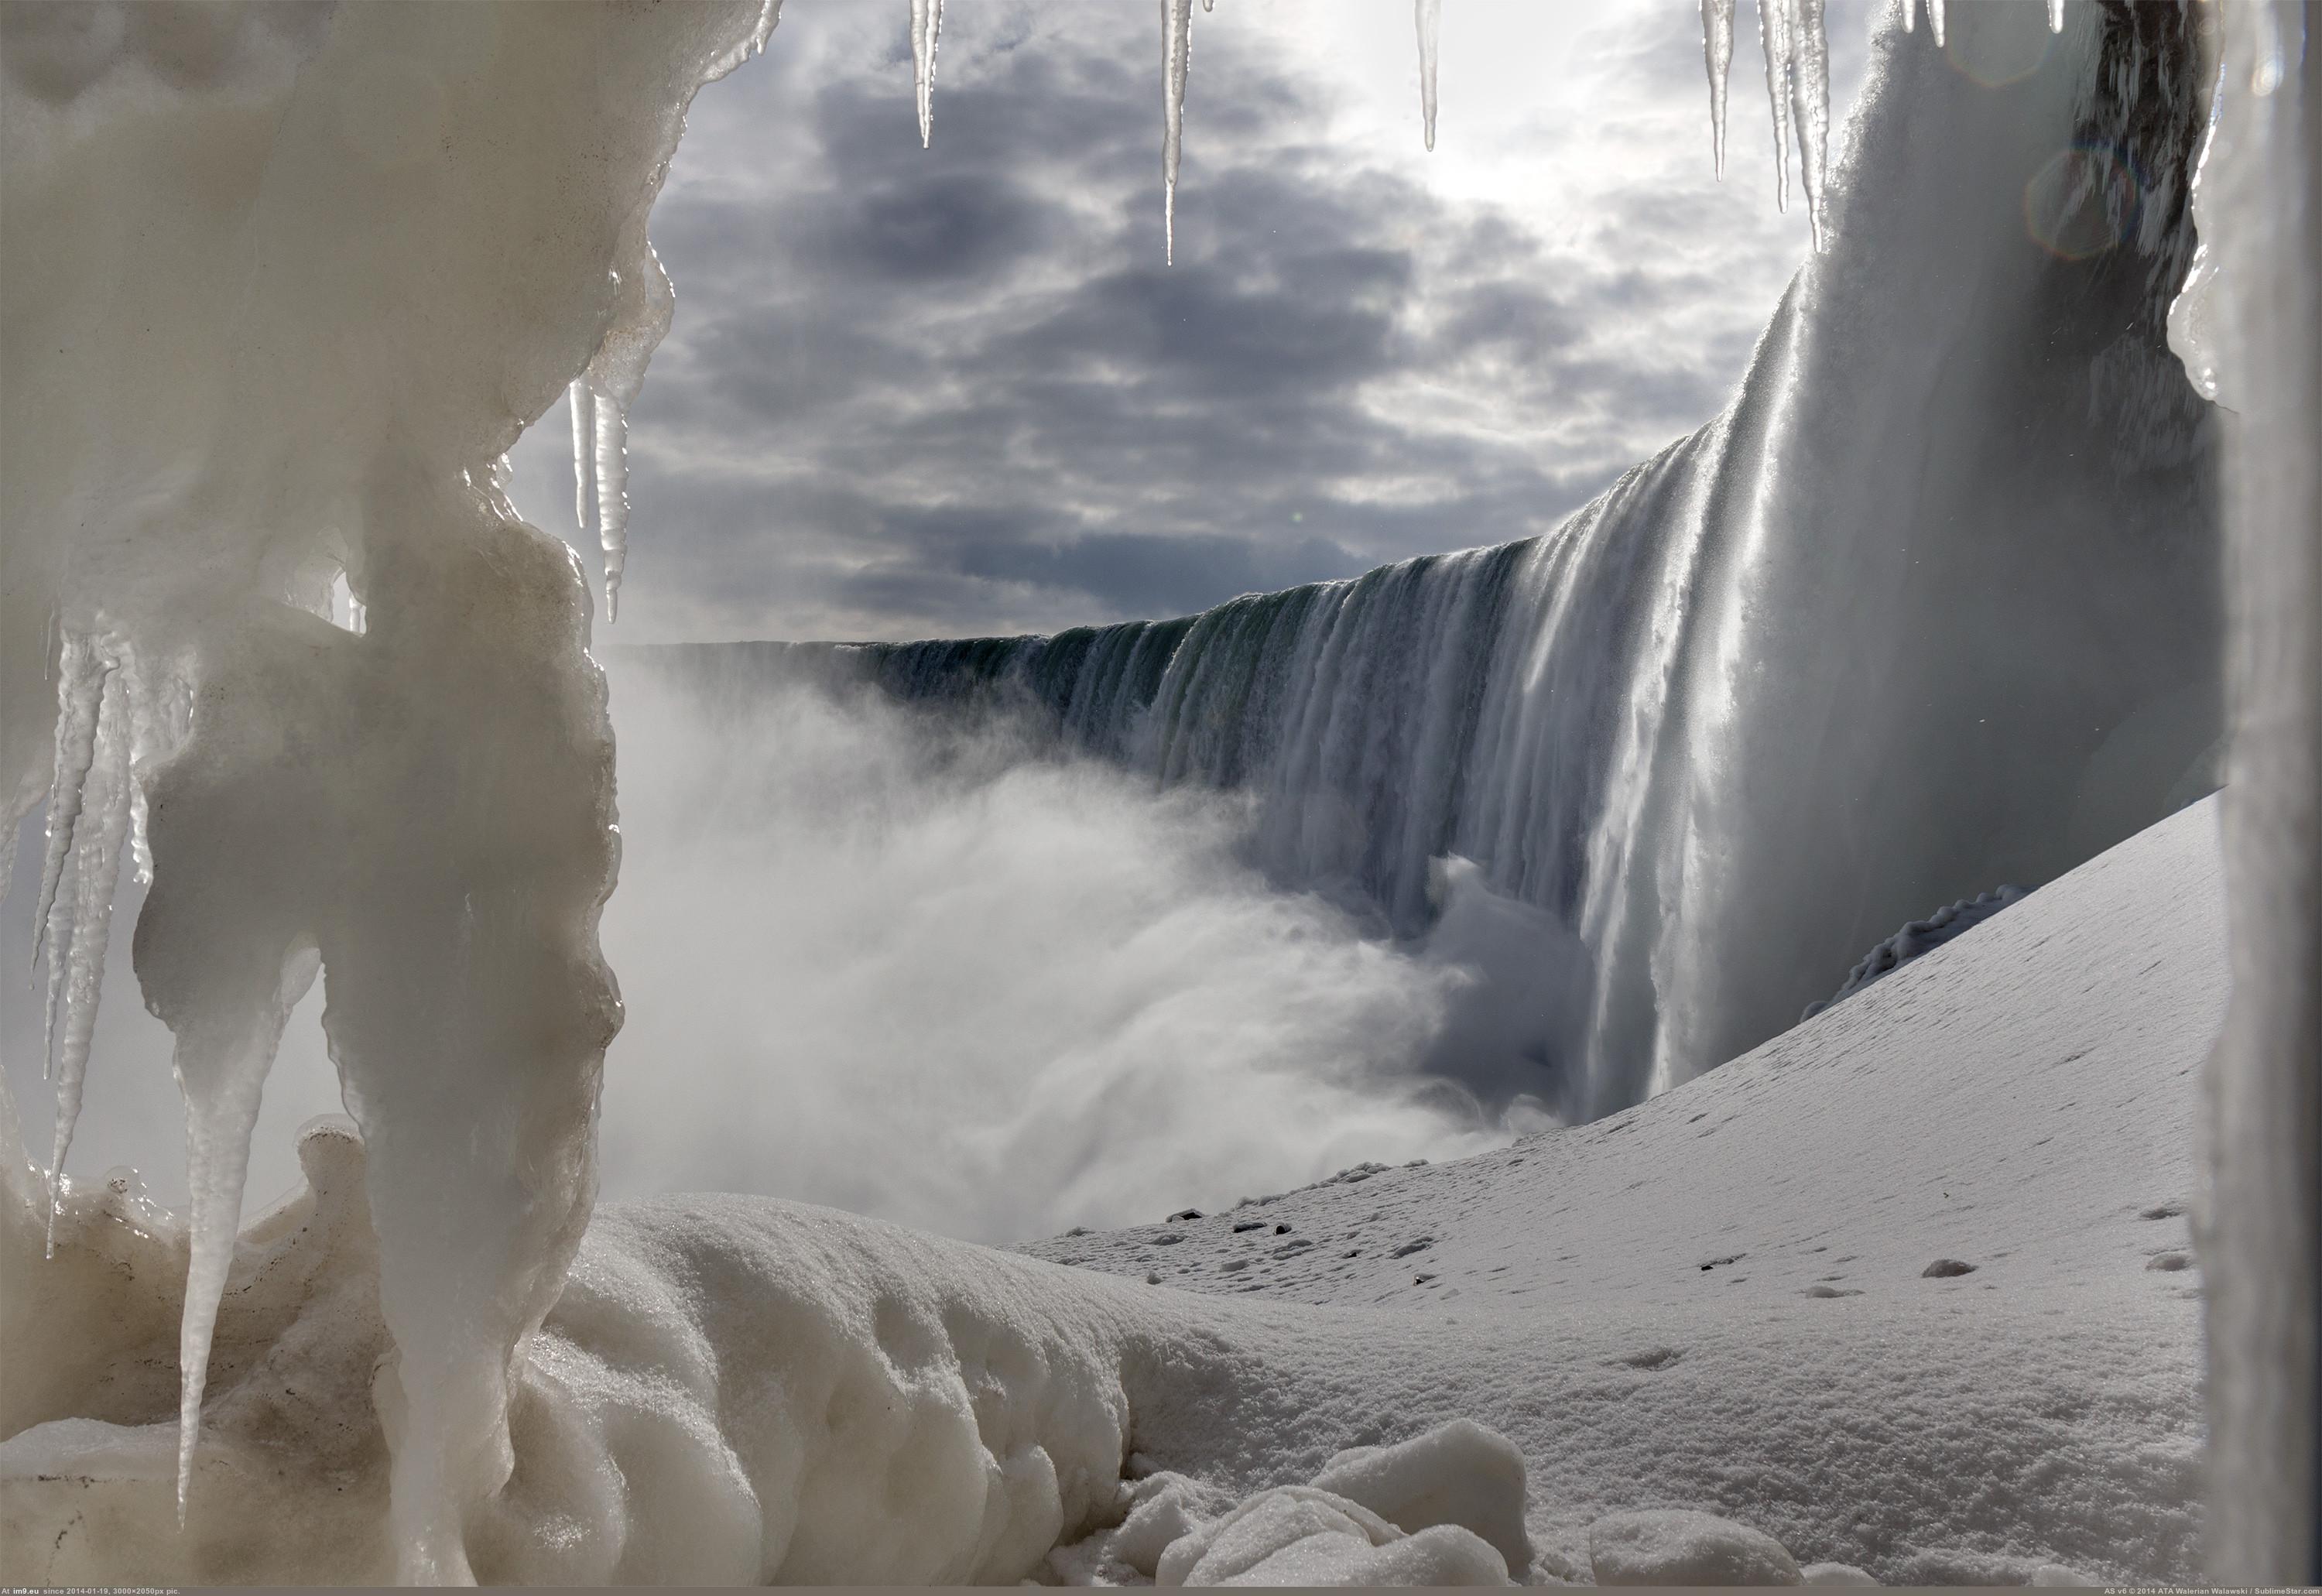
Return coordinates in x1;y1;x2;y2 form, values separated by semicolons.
123;657;162;885
593;385;630;623
1757;0;1794;213
1162;0;1194;265
567;377;594;542
171;943;322;1521
1416;0;1441;152
1702;0;1736;178
32;635;108;995
1789;0;1831;249
46;668;131;1256
1926;0;1946;47
910;0;945;149
2046;0;2063;33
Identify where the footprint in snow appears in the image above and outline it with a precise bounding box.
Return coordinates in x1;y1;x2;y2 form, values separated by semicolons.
1922;1259;1978;1278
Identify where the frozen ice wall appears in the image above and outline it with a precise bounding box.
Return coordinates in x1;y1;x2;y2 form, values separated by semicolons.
2170;2;2321;1581
0;1;777;1579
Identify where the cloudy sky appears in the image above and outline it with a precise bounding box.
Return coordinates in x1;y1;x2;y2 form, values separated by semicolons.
505;0;1877;643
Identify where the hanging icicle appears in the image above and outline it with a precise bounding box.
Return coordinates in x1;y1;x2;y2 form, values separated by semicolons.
1162;0;1194;264
1696;0;1834;248
567;377;594;543
33;635;110;998
1703;0;1736;178
910;0;945;148
1416;0;1441;152
593;385;631;623
1758;0;1795;214
46;666;131;1255
1789;0;1831;249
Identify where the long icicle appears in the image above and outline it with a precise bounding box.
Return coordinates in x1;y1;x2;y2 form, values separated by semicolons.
910;0;945;149
32;635;108;984
172;943;322;1522
1703;0;1736;177
593;385;630;623
1926;0;1946;47
567;377;594;544
1162;0;1194;265
2046;0;2063;32
1416;0;1441;152
46;666;131;1255
1789;0;1831;248
1757;0;1795;213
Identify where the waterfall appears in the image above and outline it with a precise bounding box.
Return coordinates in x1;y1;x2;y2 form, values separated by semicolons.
629;2;2220;1119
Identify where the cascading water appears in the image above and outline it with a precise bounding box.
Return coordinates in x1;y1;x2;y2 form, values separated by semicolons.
635;1;2221;1122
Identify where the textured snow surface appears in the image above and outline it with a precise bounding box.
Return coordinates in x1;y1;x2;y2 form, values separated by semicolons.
2;797;2221;1584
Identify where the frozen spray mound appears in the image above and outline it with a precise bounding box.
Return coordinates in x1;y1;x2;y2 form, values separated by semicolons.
1800;885;2029;1021
642;0;2221;1122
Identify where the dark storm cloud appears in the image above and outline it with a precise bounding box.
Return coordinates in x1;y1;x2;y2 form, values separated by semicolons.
527;3;1820;642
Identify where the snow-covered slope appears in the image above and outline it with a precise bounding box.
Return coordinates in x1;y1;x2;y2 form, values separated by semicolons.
1024;793;2223;1583
2;796;2222;1585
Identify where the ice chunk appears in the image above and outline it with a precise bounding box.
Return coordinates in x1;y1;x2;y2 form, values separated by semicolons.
1589;1509;1803;1586
910;0;945;147
1155;1483;1507;1586
1162;0;1194;264
1309;1416;1533;1576
1416;0;1441;152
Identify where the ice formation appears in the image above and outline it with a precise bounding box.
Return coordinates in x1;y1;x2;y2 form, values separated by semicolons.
1161;0;1194;264
2163;1;2321;1581
1;0;779;1577
1416;0;1442;152
1800;886;2029;1021
1701;0;1735;176
910;0;944;149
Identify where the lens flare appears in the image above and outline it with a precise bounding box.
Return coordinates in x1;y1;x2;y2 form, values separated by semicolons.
2024;144;2142;260
1942;4;2053;89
